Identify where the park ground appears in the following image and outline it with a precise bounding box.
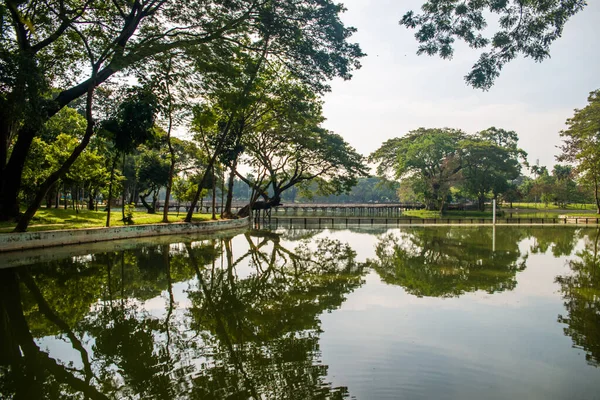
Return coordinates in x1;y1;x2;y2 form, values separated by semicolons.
0;208;212;233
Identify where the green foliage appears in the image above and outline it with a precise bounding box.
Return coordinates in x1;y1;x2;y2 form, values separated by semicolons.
101;88;159;155
559;89;600;213
2;0;365;225
369;128;465;211
123;203;135;224
172;175;203;204
459;127;525;210
370;127;528;212
21;129;109;204
401;0;587;89
227;72;368;206
292;176;401;203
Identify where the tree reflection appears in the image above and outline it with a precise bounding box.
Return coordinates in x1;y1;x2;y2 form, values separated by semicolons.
556;228;600;367
0;231;364;399
186;231;363;399
529;227;579;257
368;227;528;297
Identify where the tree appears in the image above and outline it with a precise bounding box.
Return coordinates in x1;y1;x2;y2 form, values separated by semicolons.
137;53;191;222
401;0;587;89
551;164;577;208
137;149;170;214
1;0;364;223
369;128;465;212
101;88;158;226
180;1;366;222
239;119;366;216
559;90;600;213
460;127;525;211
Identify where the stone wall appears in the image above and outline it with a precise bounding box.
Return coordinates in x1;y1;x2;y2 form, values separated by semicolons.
0;218;249;253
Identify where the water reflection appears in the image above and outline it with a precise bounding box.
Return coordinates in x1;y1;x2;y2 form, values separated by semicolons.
1;226;600;399
556;228;600;367
0;231;364;399
367;227;528;298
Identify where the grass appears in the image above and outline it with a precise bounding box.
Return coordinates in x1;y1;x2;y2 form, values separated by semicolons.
402;207;600;220
507;202;597;211
0;207;213;233
402;210;497;219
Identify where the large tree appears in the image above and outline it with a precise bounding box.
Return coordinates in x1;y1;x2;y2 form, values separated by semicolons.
369;128;465;212
559;89;600;213
236;80;367;215
401;0;587;89
460;127;525;211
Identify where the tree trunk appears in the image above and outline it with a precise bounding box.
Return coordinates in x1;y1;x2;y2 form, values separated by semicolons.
71;185;76;210
163;154;176;223
152;189;159;213
162;85;176;223
0;126;37;221
121;153;126;221
478;194;486;212
185;150;220;222
595;175;600;214
139;192;156;214
237;195;281;218
439;198;446;215
45;187;53;209
88;187;95;211
74;185;79;213
222;160;237;219
106;155;117;227
212;168;217;220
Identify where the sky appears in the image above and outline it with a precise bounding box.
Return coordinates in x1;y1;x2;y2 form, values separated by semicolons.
321;0;600;170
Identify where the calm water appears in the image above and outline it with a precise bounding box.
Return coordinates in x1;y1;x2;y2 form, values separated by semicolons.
1;226;599;399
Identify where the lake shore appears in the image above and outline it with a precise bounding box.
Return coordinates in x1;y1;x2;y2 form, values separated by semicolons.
0;217;250;254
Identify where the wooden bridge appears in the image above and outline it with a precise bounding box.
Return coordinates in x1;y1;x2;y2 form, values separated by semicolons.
154;202;426;216
271;203;424;216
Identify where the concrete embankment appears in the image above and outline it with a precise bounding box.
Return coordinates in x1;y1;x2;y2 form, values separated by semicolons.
0;218;249;254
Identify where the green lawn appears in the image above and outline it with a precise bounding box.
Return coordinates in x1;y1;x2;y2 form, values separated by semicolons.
507;202;597;211
0;207;213;233
402;207;600;220
402;210;498;219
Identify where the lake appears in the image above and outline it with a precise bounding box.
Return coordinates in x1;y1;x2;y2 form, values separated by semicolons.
1;226;599;399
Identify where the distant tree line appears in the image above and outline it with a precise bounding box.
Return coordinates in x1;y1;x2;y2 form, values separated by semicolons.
369;89;600;215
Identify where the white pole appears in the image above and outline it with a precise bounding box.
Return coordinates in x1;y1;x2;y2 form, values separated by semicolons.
492;199;497;252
